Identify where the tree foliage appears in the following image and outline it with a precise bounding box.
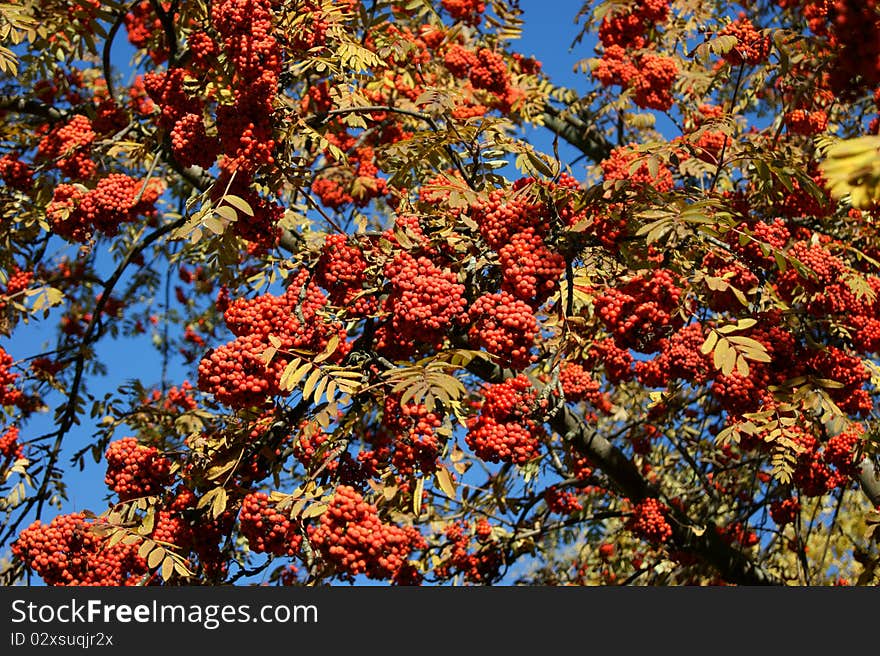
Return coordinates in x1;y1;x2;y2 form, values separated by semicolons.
1;0;880;586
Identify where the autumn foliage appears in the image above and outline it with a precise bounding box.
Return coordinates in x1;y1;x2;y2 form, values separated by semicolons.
1;0;880;587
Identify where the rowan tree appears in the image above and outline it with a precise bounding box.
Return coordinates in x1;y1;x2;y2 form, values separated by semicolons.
2;0;880;586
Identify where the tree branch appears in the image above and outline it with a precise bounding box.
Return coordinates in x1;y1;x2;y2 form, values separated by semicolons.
0;96;68;122
540;102;613;164
463;353;779;585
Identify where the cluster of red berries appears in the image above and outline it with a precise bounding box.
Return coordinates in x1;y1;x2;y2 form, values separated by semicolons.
0;347;26;409
716;522;759;548
711;369;773;415
212;0;280;175
469;178;550;251
467;291;538;370
104;437;172;502
597;0;669;48
46;174;163;243
796;0;880;97
790;428;839;496
719;16;771;66
593;1;677;112
823;423;863;478
600;145;674;192
784;108;828;135
587;338;635;383
468;179;570;303
465;375;545;465
12;513;147;586
374;252;467;357
433;520;503;583
314;234;368;307
239;492;303;556
170;113;219;169
498;228;565;306
441;0;485;25
124;0;167;63
0;425;22;465
593;269;684;353
635;321;712;388
806;346;871;416
626;498;673;545
37;115;96;180
0;153;33;190
769;496;801;526
701;252;759;312
544;485;583;515
558;362;612;413
2;267;34;308
308;485;425;581
198;270;348;409
382;397;443;476
726;218;790;268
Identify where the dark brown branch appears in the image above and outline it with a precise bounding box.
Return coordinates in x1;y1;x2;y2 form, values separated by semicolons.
463;354;779;585
858;458;880;506
0;96;67;122
540;102;613;164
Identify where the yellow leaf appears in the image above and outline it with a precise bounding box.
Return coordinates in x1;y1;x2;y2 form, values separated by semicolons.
700;330;718;355
161;556;175;582
413;477;424;516
148;547;165;569
435;467;456;499
302;367;322;401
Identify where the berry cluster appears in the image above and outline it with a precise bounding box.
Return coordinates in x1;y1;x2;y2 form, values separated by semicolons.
600;145;674;192
433;520;503;583
465;375;545;465
308;485;425;581
543;485;583;515
46;174;163;243
769;496;801;526
37;115;96;180
597;0;669;48
636;321;713;387
104;437;172;502
0;347;26;409
593;2;677;112
382;397;443;476
796;0;880;97
0;425;22;465
626;498;673;545
467;292;538;370
498;228;565;306
212;0;280;175
726;219;790;268
198;270;348;409
719;16;771;66
823;423;863;479
375;252;467;357
784;108;828;135
12;513;147;586
314;234;368;307
124;0;167;63
0;153;33;190
806;346;871;416
239;492;303;556
558;362;612;413
593;269;684;353
441;0;485;25
582;339;632;385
